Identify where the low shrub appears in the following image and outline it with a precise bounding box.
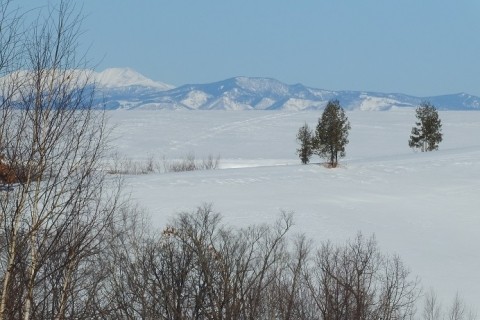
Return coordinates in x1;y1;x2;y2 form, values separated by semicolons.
162;153;220;173
107;152;220;175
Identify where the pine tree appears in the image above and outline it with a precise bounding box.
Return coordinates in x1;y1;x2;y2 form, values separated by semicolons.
296;122;313;164
409;101;443;152
314;100;351;168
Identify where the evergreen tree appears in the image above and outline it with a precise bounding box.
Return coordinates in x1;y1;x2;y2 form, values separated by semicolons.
409;101;443;152
296;122;313;164
314;100;351;168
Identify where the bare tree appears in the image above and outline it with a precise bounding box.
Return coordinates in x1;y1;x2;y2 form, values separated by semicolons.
305;233;419;320
423;288;442;320
421;289;478;320
101;204;295;320
447;293;478;320
100;204;434;320
272;234;316;320
0;1;121;319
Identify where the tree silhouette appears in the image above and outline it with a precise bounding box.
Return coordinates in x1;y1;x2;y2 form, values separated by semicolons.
409;101;443;152
314;100;351;167
296;122;313;164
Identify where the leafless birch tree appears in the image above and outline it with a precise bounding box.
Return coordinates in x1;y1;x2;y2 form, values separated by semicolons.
0;1;120;319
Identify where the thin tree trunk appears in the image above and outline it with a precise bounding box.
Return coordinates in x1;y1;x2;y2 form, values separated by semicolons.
56;255;76;320
0;242;17;319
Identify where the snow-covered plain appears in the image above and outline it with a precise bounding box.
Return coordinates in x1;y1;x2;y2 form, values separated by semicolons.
109;110;480;310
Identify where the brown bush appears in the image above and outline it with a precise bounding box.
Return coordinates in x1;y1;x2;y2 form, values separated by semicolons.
0;162;16;184
0;155;31;185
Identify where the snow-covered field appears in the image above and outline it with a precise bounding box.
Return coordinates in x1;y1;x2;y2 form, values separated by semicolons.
109;110;480;310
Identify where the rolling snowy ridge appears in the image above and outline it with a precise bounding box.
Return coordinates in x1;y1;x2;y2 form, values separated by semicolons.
92;70;480;110
2;68;479;110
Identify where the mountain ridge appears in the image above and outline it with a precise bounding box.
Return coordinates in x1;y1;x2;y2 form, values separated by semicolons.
3;67;478;110
93;70;480;110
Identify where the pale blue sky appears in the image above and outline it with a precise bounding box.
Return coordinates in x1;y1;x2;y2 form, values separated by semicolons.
21;1;480;96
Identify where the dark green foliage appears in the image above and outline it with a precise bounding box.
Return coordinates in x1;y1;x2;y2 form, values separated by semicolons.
296;122;313;164
409;101;443;152
314;100;351;167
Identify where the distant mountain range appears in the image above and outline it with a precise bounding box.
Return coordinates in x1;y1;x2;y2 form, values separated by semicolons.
9;67;480;111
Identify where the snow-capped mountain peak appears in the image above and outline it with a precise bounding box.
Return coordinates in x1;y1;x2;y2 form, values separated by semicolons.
94;67;174;90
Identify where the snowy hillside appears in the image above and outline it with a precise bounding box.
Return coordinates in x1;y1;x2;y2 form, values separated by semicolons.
92;71;479;110
2;68;479;110
109;110;480;310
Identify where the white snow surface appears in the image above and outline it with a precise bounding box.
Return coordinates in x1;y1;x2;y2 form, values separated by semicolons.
357;95;404;111
254;97;276;110
205;96;252;110
181;90;211;109
282;98;324;111
109;110;480;310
